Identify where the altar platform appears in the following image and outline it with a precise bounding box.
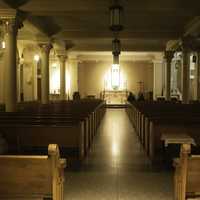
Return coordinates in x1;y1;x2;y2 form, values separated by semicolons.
102;90;128;107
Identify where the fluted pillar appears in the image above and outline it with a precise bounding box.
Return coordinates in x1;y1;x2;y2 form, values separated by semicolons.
58;55;67;100
164;51;174;100
39;43;52;104
3;17;22;111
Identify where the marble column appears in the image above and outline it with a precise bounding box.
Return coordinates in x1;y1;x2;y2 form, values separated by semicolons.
58;55;67;100
3;18;22;111
182;49;190;104
39;43;52;104
164;51;174;100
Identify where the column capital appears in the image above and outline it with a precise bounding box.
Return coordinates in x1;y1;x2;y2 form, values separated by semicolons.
2;17;23;35
56;49;68;62
68;55;78;62
0;10;24;34
152;59;163;65
57;54;67;63
164;51;174;62
39;43;53;54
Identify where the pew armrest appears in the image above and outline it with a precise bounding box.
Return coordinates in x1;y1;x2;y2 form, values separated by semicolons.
48;144;66;200
173;158;182;200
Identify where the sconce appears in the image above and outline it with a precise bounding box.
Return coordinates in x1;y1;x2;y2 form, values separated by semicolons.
34;54;40;62
1;41;5;49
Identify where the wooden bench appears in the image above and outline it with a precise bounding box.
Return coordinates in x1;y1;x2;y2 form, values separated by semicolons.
126;101;200;165
17;100;106;147
0;113;90;156
0;144;66;200
173;144;200;200
0;120;85;161
0;100;105;164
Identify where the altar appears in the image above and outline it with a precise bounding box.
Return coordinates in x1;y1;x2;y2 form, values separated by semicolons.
103;90;128;105
102;63;128;105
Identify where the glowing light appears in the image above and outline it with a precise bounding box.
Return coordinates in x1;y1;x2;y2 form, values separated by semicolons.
34;54;40;62
112;142;119;156
103;64;127;91
52;63;57;68
2;41;5;49
66;71;71;95
190;75;195;80
50;63;60;94
111;64;120;89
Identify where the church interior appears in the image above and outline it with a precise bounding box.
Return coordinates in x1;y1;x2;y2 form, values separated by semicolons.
0;0;200;200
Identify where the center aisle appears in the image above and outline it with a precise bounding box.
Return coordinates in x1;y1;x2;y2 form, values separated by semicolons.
64;109;173;200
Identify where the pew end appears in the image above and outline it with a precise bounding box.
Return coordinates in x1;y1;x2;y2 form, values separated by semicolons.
0;144;66;200
173;154;200;200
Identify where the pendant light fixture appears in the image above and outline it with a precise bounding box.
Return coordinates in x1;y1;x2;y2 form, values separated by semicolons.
112;38;121;65
110;0;123;32
110;0;123;65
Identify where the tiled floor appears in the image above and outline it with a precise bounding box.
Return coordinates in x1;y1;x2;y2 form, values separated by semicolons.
64;109;173;200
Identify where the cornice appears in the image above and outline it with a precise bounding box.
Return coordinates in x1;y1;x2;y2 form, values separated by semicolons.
0;9;17;19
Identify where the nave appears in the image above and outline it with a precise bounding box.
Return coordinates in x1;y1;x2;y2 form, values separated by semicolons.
64;109;173;200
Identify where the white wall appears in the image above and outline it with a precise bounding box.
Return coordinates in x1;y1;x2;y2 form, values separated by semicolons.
68;58;78;98
78;60;153;98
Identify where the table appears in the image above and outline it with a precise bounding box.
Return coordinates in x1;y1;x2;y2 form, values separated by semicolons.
161;132;196;147
161;132;196;168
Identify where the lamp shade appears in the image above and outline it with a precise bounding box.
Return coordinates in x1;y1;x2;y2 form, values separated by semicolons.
110;4;123;32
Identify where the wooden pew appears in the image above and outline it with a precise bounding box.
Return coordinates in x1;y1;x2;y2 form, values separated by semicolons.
173;144;200;200
0;144;66;200
17;99;106;144
126;101;200;165
0;100;106;164
0;120;85;162
0;113;90;156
